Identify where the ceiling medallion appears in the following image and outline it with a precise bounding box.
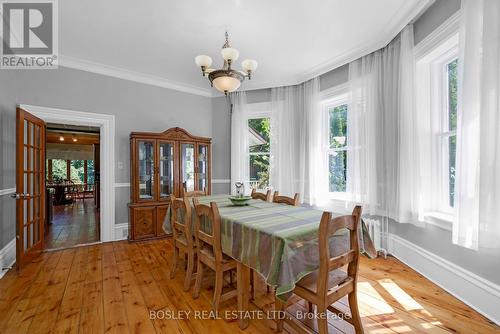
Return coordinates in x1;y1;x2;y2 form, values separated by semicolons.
195;31;258;95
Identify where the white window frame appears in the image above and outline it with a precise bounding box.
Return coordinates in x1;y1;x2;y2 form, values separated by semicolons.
246;102;271;191
415;12;459;227
321;84;351;199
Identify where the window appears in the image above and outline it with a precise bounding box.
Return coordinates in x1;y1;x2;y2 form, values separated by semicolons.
442;59;458;207
328;104;348;192
321;88;350;196
415;29;459;217
248;117;270;189
50;159;68;181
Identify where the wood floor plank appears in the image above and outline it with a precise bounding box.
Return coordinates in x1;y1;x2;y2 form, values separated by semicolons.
102;242;130;334
0;238;498;334
52;246;89;334
79;244;105;333
26;248;76;333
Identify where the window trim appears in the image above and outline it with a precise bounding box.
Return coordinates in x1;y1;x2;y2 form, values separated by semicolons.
415;24;459;223
321;90;351;198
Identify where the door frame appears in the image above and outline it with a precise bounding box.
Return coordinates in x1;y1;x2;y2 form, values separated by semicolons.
18;104;116;243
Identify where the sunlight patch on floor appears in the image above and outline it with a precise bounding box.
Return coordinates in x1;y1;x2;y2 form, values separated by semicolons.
378;279;423;311
357;282;394;316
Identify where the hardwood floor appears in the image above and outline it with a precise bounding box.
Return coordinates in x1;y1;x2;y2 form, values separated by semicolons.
0;239;498;334
44;198;100;250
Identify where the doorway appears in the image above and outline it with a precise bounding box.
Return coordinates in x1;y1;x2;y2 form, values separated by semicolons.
44;124;101;249
15;104;116;269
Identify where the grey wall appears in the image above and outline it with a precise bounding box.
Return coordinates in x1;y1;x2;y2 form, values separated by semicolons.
0;67;212;248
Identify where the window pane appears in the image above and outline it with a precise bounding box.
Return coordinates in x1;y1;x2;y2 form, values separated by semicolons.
70;160;85;183
329;151;347;192
329;104;348;149
249;154;269;189
51;159;67;182
248;118;270;153
87;160;95;185
447;59;458;131
448;135;456;207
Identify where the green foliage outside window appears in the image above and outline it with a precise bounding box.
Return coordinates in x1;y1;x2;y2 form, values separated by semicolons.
447;59;458;207
248;118;270;188
329;104;348;192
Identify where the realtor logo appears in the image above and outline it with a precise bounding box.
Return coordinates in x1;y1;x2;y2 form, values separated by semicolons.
1;0;58;69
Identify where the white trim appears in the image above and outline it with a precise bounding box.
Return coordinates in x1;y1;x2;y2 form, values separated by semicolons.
414;11;461;60
0;239;16;279
0;188;16;196
212;179;231;184
298;0;434;83
114;223;129;241
59;55;213;98
320;82;349;101
20;104;116;242
114;183;131;188
388;234;500;326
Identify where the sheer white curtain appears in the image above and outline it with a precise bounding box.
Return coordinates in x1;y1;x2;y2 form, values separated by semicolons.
347;26;422;223
270;78;326;205
454;0;500;249
230;91;249;195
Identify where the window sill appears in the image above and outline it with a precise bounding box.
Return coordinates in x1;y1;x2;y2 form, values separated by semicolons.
423;211;454;231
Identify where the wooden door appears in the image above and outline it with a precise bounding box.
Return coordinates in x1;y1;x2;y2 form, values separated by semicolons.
157;140;177;202
195;143;211;194
15;107;46;269
179;142;196;196
134;139;156;202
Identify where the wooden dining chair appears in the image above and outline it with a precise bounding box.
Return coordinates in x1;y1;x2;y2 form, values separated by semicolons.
273;191;300;206
182;187;208;197
251;188;272;202
275;206;364;334
169;195;197;291
192;199;237;312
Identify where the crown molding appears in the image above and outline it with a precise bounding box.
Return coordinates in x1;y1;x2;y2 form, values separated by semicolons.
414;10;461;60
58;55;213;98
297;0;434;83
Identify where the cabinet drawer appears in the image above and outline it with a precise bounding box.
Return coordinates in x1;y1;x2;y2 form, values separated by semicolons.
131;206;156;239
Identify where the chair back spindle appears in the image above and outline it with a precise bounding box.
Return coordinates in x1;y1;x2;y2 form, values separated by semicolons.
192;198;223;264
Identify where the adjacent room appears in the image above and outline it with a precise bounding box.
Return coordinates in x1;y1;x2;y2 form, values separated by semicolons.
0;0;499;333
44;124;100;249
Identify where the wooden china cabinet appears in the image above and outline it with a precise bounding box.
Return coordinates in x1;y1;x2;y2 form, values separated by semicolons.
128;127;211;241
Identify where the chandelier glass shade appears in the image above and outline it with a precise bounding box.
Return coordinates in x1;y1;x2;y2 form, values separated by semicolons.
195;31;257;95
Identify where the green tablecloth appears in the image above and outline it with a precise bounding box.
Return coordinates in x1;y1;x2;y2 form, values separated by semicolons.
163;194;377;300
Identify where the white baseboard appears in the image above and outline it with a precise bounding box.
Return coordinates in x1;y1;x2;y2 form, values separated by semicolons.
0;239;16;279
114;223;129;241
388;234;500;326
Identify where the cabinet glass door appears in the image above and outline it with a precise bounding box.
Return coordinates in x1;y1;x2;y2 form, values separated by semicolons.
181;143;195;193
197;144;209;192
137;140;155;200
159;142;174;199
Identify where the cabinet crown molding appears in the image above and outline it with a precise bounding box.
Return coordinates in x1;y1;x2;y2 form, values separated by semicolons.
130;127;211;143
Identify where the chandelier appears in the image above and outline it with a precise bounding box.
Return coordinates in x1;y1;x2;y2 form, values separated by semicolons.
195;31;258;95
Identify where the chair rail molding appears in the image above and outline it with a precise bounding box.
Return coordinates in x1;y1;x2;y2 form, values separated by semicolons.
0;187;16;196
212;179;230;184
0;239;16;279
19;104;116;242
388;233;500;326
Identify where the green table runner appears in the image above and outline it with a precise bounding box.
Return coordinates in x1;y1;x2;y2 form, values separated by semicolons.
163;194;377;301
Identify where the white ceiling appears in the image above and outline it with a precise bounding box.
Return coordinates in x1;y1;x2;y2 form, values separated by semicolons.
59;0;430;96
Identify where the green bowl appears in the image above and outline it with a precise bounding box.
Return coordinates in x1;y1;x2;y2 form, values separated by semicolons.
229;196;252;206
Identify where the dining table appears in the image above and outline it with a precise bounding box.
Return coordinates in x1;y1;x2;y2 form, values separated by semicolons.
163;194;377;329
